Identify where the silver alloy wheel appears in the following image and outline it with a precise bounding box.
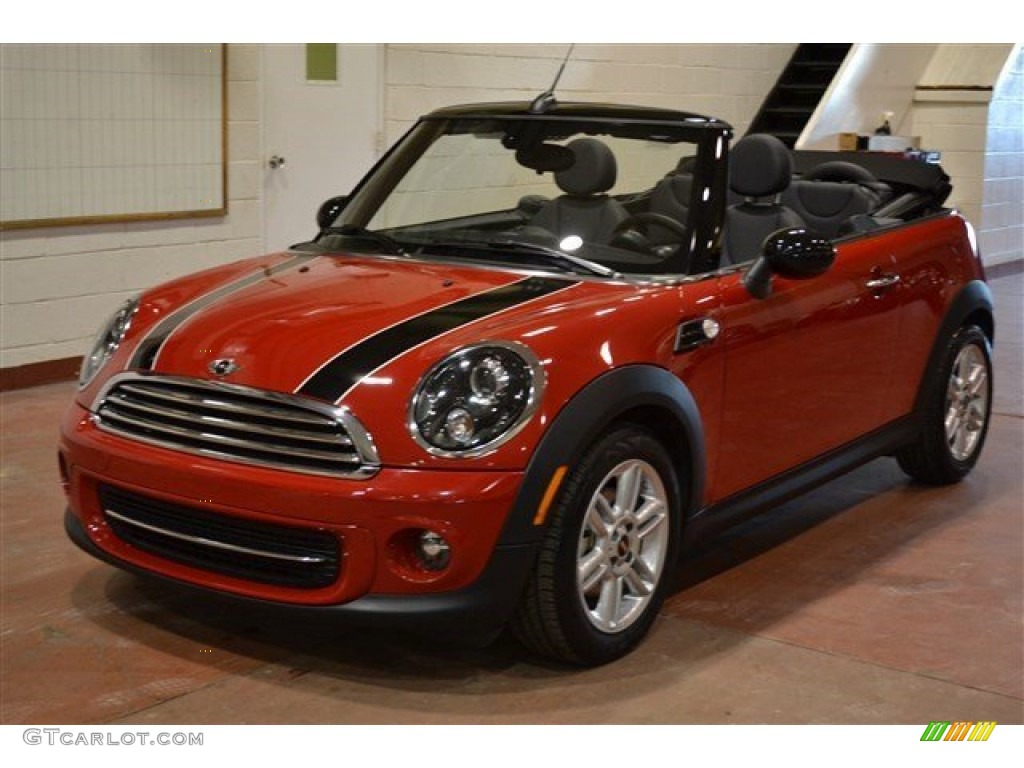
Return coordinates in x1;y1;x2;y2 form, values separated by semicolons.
576;459;670;634
944;342;990;461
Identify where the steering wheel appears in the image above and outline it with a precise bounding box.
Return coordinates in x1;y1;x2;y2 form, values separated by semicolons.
612;212;688;240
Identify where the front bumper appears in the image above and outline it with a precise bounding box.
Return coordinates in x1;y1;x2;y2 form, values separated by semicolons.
64;509;538;634
60;401;535;628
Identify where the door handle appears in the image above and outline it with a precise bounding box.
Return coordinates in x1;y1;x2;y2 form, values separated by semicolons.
268;155;286;170
865;274;900;292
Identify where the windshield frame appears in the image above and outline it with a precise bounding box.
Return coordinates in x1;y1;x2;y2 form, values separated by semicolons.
325;107;732;277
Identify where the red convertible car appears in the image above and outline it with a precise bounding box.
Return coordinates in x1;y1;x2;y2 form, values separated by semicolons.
61;100;994;665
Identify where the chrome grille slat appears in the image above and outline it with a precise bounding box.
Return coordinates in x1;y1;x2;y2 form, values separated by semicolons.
105;509;329;563
93;374;379;478
117;382;332;427
104;391;355;447
99;408;363;464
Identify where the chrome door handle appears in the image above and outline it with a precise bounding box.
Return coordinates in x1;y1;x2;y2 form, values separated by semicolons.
866;274;901;291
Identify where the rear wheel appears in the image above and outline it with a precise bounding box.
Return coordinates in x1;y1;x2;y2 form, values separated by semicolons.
898;325;993;484
511;426;680;666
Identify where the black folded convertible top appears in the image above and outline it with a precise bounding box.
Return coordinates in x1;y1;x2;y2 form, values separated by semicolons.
792;150;952;199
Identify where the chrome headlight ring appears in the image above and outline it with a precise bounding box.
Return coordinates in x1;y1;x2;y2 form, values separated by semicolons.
408;340;545;458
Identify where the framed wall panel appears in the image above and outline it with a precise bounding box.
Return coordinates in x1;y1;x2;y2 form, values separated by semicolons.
0;43;226;230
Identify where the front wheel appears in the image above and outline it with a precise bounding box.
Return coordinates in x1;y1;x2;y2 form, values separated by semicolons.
511;426;680;666
897;325;993;484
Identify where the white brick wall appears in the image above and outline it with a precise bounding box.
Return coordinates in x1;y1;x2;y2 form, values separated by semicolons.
0;44;264;369
980;45;1023;267
382;43;795;147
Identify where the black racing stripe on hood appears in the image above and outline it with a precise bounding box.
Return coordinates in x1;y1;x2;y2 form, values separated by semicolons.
129;253;317;371
298;276;577;403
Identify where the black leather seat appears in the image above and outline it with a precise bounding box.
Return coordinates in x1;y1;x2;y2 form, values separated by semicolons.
782;161;887;239
723;134;805;265
530;138;629;243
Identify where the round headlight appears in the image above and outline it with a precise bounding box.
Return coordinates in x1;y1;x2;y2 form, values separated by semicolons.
78;298;139;388
410;341;544;456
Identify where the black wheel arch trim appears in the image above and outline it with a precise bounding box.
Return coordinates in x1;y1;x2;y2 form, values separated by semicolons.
913;279;994;414
497;364;706;547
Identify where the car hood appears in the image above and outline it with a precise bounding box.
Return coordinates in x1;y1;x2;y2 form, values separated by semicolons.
132;251;579;400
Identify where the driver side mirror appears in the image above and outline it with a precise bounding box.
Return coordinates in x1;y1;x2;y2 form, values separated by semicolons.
317;195;349;232
743;227;836;299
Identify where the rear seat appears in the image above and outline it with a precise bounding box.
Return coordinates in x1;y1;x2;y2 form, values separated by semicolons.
782;160;892;239
782;180;881;239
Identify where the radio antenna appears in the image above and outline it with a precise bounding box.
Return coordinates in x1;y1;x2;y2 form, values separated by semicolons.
529;43;575;114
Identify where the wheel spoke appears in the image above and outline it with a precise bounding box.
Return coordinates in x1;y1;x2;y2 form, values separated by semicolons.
622;561;655;593
945;409;962;438
966;363;987;397
966;403;986;431
623;565;652;597
595;575;623;627
586;498;614;537
578;548;608;593
953;418;972;456
636;502;667;541
614;463;643;515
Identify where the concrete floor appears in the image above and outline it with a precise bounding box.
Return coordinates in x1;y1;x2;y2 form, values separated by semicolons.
2;273;1021;725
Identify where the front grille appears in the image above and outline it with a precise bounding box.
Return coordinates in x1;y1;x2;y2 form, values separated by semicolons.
93;374;378;477
99;484;341;589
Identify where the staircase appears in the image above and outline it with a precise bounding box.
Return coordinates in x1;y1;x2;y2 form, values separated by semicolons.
747;44;853;148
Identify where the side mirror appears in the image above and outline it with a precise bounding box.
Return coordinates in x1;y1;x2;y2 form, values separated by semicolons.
316;195;349;232
743;227;836;299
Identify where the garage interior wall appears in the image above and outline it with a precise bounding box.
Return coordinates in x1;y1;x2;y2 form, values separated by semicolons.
904;43;1023;266
1;43;797;378
0;45;264;373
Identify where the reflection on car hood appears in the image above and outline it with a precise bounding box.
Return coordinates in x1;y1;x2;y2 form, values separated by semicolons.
138;252;578;400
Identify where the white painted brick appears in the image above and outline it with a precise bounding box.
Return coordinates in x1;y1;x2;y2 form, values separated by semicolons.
43;225;124;256
0;232;47;260
225;199;262;241
227;161;261;201
121;218;200;248
227;80;259;122
228;121;260;163
227;44;260;82
386;48;424;86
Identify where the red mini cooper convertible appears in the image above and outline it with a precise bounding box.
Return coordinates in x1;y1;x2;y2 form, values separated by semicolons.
62;101;994;665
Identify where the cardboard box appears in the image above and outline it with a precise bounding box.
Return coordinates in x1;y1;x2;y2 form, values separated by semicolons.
839;132;860;151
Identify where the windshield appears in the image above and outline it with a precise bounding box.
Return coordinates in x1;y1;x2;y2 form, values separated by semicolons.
326;116;714;277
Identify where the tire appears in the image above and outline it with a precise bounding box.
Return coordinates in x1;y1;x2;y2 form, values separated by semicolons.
897;325;993;485
511;425;681;666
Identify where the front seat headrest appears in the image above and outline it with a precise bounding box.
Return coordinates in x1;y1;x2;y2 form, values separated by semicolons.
730;134;792;198
556;138;618;197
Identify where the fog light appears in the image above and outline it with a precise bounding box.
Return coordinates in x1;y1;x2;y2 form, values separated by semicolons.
416;530;451;571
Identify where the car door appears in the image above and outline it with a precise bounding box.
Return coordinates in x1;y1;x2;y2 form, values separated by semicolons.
708;245;903;502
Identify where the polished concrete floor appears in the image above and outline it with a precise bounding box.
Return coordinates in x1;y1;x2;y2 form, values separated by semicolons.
2;273;1021;725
